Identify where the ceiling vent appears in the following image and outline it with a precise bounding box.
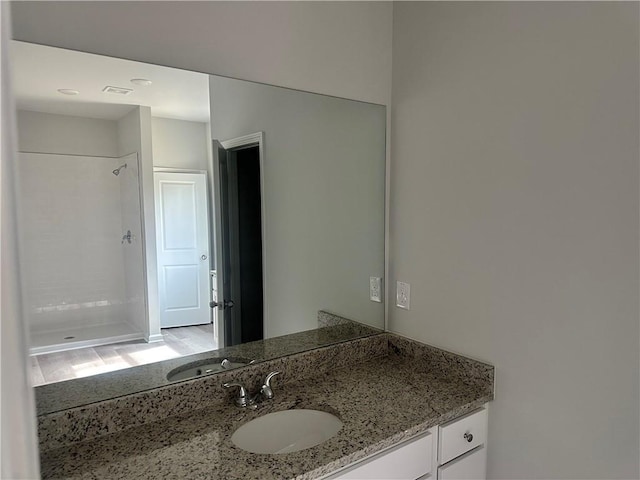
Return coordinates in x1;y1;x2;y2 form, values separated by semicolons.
102;85;133;95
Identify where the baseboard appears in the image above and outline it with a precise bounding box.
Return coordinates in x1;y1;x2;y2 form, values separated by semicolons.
145;333;165;343
30;332;144;355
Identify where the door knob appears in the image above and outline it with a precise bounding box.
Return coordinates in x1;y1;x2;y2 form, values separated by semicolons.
210;300;234;309
201;254;208;260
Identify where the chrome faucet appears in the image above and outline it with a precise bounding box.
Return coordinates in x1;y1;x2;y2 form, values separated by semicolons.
223;371;280;408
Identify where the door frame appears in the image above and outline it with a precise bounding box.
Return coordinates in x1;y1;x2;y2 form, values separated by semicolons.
153;167;212;329
215;132;266;345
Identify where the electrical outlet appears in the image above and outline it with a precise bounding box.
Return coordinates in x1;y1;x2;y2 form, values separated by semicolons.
396;281;410;310
370;276;382;303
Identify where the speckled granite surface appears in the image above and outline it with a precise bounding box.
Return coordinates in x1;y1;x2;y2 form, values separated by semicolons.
317;310;354;328
36;321;382;415
39;334;494;480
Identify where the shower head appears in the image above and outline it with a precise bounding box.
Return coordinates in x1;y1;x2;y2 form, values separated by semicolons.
112;164;127;176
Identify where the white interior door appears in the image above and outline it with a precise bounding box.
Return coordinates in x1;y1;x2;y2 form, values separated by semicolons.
154;171;210;328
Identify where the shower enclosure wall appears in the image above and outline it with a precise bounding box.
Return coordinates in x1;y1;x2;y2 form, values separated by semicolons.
16;110;149;354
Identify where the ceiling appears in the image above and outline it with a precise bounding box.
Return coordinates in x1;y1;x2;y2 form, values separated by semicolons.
11;41;210;123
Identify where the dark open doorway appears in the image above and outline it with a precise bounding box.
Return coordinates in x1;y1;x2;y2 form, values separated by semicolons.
234;146;264;344
217;143;264;346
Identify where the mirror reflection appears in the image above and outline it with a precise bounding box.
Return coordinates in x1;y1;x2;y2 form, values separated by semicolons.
12;41;385;396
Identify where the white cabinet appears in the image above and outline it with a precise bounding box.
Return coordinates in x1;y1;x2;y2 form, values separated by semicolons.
437;407;488;480
326;432;433;480
324;405;488;480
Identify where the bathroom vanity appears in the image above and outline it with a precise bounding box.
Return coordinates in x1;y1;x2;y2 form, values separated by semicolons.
38;332;494;479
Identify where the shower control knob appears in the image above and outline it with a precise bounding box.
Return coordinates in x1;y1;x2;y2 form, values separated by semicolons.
201;254;207;260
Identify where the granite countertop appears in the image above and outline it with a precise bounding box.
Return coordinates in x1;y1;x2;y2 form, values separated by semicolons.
40;336;494;480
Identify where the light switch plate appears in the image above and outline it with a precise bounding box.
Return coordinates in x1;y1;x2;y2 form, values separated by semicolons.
396;281;410;310
370;276;382;303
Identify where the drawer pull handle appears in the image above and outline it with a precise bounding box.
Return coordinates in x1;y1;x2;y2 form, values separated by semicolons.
464;432;473;442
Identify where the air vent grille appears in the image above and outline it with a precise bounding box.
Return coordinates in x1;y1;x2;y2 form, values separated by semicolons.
102;85;133;95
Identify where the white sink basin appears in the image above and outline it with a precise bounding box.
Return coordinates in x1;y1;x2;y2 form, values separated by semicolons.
231;409;343;454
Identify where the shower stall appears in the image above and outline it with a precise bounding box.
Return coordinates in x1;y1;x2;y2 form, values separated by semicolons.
17;151;148;354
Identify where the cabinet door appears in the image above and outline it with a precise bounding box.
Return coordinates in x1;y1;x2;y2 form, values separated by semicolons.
329;433;432;480
438;445;486;480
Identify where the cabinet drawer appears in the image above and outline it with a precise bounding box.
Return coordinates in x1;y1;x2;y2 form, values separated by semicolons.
438;408;487;465
330;433;432;479
438;445;487;480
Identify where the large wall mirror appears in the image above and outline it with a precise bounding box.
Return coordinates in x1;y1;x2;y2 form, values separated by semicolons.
11;41;386;413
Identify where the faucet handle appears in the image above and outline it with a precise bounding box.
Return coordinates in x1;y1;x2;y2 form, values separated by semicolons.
260;371;281;400
223;381;253;407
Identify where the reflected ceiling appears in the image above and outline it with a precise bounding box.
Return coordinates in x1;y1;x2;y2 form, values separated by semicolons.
12;41;210;122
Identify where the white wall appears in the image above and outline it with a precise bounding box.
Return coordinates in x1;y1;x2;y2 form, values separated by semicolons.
117;152;146;337
15;111;127;333
117;106;160;341
210;76;386;337
10;1;392;106
17;110;119;157
390;3;639;479
15;109;150;339
151;117;209;171
1;3;40;475
17;153;126;333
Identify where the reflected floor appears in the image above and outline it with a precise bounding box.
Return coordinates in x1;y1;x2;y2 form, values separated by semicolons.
30;324;218;387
